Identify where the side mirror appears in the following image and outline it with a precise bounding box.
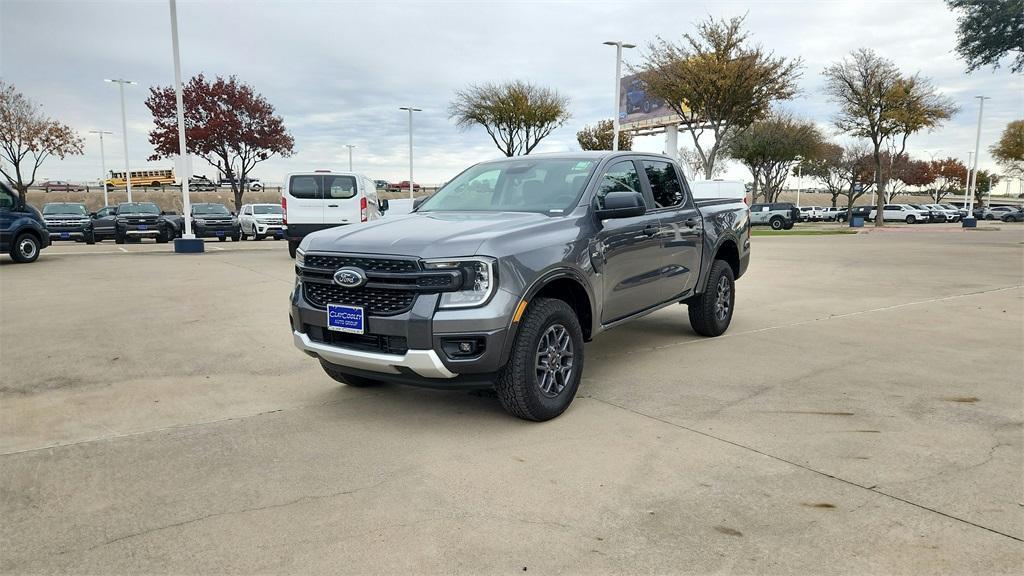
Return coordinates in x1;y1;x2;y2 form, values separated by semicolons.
596;191;646;220
90;212;97;218
380;198;389;212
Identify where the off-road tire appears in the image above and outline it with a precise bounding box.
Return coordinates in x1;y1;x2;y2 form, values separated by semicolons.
769;216;784;230
687;259;736;337
320;360;383;387
10;233;40;263
495;297;584;422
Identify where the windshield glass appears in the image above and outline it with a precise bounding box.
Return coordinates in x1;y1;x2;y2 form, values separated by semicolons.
418;158;598;214
118;202;160;214
193;204;230;215
253;205;283;215
43;204;87;215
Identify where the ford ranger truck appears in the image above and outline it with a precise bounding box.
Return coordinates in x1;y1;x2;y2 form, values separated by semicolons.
290;152;750;421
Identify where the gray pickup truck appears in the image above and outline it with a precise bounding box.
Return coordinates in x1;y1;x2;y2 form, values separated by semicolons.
290;152;750;420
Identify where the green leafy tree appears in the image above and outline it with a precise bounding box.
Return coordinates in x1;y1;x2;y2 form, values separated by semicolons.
725;112;823;203
0;81;84;201
823;49;956;225
974;170;1000;204
990;119;1024;178
929;157;968;202
946;0;1024;73
636;15;802;179
576;119;632;151
449;80;570;157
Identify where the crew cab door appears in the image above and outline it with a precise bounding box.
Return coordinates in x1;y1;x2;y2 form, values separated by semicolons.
639;159;702;300
591;159;666;324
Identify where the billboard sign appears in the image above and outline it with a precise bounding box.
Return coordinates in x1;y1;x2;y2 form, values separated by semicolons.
618;73;687;131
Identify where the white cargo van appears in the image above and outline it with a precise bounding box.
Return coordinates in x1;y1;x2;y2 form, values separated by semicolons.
282;171;388;257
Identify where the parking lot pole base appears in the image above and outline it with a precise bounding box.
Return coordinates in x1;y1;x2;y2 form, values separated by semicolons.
173;238;205;253
962;217;977;229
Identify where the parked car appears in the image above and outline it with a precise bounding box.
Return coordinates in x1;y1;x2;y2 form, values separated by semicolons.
115;202;174;244
819;207;843;221
282;170;388;258
1;182;50;263
838;205;873;222
85;206;118;243
798;206;825;222
978;206;1018;220
868;204;931;223
41;202;91;242
999;207;1024;222
942;203;969;219
749;202;796;230
239;203;286;240
38;180;86;193
387;181;421;192
923;204;960;222
191;203;240;241
374;180;389;190
909;204;942;223
289;151;750;421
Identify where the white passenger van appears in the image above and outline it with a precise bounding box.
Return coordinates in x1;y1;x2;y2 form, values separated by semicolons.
282;170;388;258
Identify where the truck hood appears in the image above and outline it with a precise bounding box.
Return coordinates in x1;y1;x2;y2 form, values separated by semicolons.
304;211;557;258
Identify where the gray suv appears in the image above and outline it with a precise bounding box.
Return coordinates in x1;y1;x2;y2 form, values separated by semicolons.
749;202;797;230
290;152;751;420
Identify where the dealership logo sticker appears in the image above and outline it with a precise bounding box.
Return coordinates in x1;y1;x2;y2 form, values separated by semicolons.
333;267;367;288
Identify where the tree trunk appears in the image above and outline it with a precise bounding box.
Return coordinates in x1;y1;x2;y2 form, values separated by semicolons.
873;144;885;227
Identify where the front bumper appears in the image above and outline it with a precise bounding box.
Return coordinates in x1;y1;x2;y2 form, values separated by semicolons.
293;331;455;378
194;222;239;237
254;222;286;235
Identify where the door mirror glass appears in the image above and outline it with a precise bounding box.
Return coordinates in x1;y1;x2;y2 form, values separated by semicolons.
380;198;389;212
596;191;646;220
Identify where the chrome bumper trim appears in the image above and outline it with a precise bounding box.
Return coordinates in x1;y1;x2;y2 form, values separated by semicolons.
293;331;456;379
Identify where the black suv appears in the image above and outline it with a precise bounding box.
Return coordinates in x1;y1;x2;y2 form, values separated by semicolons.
191;203;241;241
115;202;173;244
42;202;91;242
1;182;50;263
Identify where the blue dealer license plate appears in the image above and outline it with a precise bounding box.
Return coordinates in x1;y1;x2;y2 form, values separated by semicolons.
327;304;364;334
138;224;148;231
60;232;70;239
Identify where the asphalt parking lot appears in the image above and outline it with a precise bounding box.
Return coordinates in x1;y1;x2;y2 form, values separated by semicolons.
1;226;1022;574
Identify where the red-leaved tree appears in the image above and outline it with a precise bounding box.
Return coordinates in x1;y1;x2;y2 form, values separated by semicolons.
146;74;294;210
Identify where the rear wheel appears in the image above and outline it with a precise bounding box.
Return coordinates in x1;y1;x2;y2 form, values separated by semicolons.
10;233;40;263
769;216;784;230
231;233;241;242
85;231;96;245
905;215;916;224
320;360;383;387
687;260;736;337
495;298;584;421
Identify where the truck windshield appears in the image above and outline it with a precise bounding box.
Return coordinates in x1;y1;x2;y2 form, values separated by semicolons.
418;158;597;214
118;202;160;214
193;204;230;215
43;204;87;215
253;205;283;214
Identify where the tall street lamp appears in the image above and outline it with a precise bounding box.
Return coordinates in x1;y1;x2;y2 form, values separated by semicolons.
105;78;137;201
344;144;356;172
966;95;990;219
965;150;975;216
399;107;421;202
794;155;804;208
88;130;113;206
603;41;635;152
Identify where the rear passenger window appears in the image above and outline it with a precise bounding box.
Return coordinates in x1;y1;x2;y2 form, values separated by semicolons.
642;161;684;208
289;176;320;199
595;161;642;209
325;175;356;199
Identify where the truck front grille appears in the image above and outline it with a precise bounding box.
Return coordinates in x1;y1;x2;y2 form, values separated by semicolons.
303;283;416;315
303;254;419;273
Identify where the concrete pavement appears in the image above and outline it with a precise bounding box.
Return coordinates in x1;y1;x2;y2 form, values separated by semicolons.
1;228;1022;574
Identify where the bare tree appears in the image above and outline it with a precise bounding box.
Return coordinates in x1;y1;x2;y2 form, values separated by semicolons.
636;15;802;178
449;80;570;157
678;146;728;180
0;81;84;201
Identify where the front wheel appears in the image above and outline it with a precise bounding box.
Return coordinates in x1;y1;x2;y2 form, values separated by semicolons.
288;240;299;258
687;260;736;337
85;231;96;245
769;216;784;230
10;233;41;263
783;221;794;230
985;214;995;220
906;215;916;224
115;233;125;245
495;298;584;421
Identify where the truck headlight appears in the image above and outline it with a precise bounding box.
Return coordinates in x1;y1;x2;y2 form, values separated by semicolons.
424;258;495;309
295;247;305;268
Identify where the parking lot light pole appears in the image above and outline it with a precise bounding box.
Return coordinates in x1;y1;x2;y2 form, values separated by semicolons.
794;155;803;208
966;96;990;217
88;130;113;206
603;41;635;152
399;107;421;202
168;0;203;252
344;144;356;172
105;78;137;202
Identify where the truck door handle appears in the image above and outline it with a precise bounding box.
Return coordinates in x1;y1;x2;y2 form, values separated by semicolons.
684;218;699;228
327;204;339;208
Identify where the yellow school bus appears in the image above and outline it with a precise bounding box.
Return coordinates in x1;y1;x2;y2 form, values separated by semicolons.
106;169;176;188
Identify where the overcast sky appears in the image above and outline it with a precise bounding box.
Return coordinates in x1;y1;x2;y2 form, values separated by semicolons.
2;0;1022;191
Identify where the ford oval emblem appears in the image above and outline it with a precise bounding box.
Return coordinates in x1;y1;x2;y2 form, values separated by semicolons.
333;267;367;288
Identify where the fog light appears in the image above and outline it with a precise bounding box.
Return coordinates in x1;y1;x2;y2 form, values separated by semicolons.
441;337;486;359
458;342;473;353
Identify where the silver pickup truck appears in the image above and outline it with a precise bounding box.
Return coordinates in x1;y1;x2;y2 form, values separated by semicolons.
290;152;751;420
